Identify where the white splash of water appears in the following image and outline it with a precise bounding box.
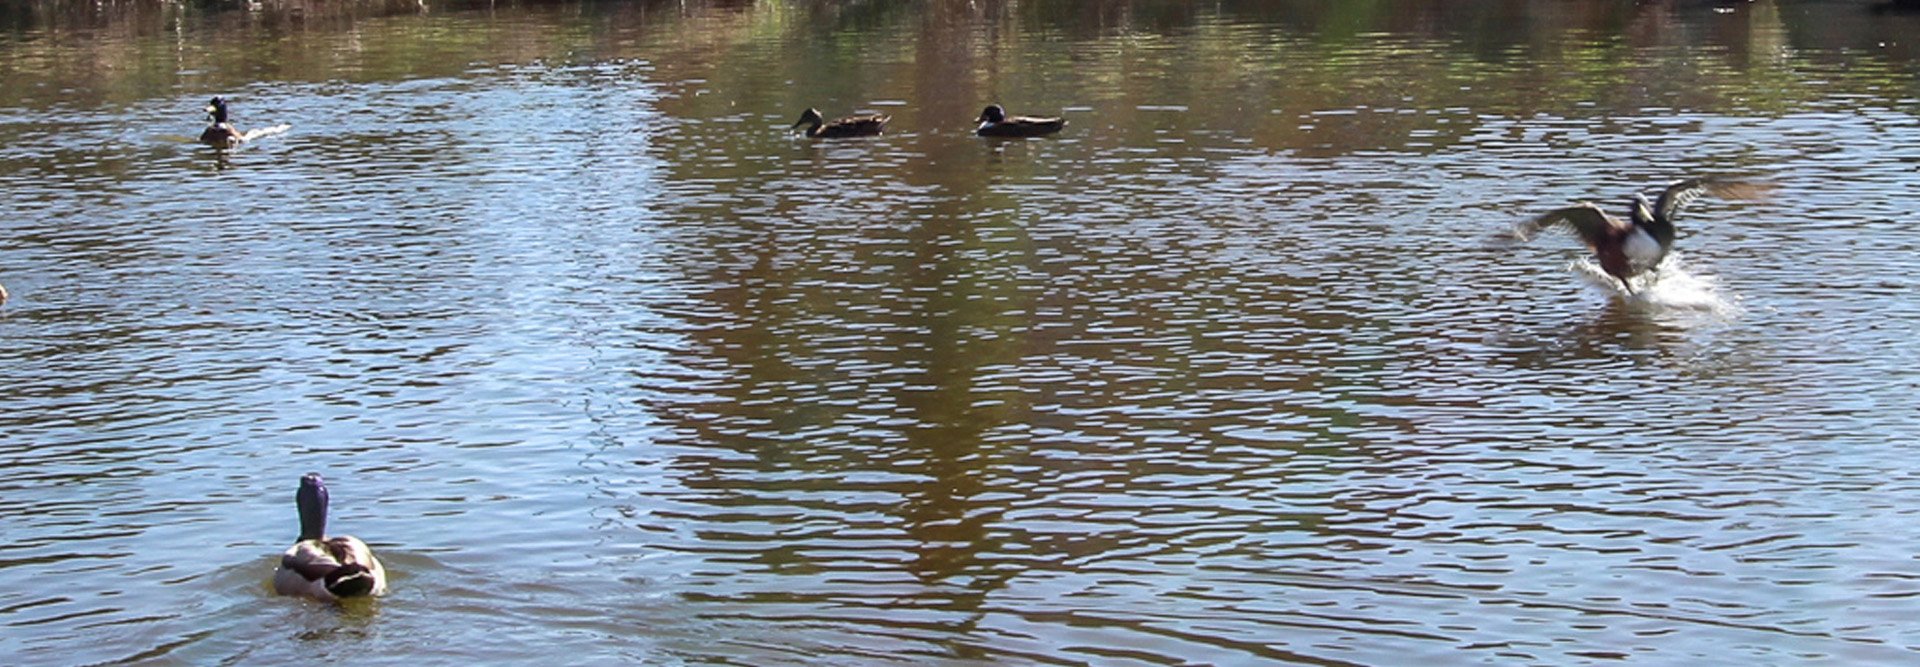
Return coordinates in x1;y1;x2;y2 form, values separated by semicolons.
1569;252;1742;317
240;124;293;142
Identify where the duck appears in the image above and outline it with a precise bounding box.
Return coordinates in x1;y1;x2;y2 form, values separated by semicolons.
198;97;291;148
1515;177;1771;293
791;108;890;139
974;104;1066;138
199;97;246;148
273;473;387;602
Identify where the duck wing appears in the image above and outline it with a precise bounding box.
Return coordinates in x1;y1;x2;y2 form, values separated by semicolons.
820;114;890;138
275;539;343;598
275;537;386;599
279;540;341;581
981;116;1067;137
1654;178;1774;223
321;537;385;597
1516;204;1625;249
324;536;381;569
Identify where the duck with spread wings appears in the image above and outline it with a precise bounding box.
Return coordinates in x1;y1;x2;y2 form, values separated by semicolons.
1515;178;1772;293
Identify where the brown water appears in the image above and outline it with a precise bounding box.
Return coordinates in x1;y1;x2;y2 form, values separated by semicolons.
3;0;1920;664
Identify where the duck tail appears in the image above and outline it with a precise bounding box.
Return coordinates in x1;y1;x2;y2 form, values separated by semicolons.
325;564;378;598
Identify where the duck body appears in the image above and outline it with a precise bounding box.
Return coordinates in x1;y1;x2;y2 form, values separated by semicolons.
199;123;245;148
275;536;386;601
273;473;386;602
975;104;1066;138
1537;200;1667;292
792;107;889;139
1518;178;1769;293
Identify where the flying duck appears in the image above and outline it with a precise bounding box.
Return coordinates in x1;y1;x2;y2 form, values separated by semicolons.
273;473;387;602
1515;178;1771;293
974;104;1066;138
791;108;890;139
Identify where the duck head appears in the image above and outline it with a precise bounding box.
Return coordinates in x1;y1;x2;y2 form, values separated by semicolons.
295;473;328;541
205;97;230;125
1629;192;1655;226
976;104;1007;125
791;108;825;132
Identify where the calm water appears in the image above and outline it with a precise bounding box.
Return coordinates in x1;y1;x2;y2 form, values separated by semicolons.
3;0;1920;664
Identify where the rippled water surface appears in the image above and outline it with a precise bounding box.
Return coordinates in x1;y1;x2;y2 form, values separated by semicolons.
4;0;1920;664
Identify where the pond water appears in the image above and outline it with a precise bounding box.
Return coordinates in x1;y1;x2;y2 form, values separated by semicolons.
3;0;1919;664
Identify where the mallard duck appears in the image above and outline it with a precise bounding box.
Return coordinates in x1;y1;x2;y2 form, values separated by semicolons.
198;97;290;148
1515;178;1772;293
199;97;246;148
975;104;1066;138
791;108;889;139
273;473;387;602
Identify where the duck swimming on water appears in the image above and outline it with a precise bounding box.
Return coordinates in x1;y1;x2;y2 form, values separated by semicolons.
974;104;1066;138
1515;178;1772;294
273;473;387;602
198;97;289;148
199;97;245;148
791;108;890;139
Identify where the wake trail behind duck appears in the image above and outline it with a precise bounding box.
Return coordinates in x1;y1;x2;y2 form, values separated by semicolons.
242;124;292;142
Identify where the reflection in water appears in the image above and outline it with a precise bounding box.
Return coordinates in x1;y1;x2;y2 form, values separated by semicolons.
4;1;1920;665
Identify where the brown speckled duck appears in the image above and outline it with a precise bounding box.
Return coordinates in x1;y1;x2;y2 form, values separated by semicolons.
791;108;890;139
